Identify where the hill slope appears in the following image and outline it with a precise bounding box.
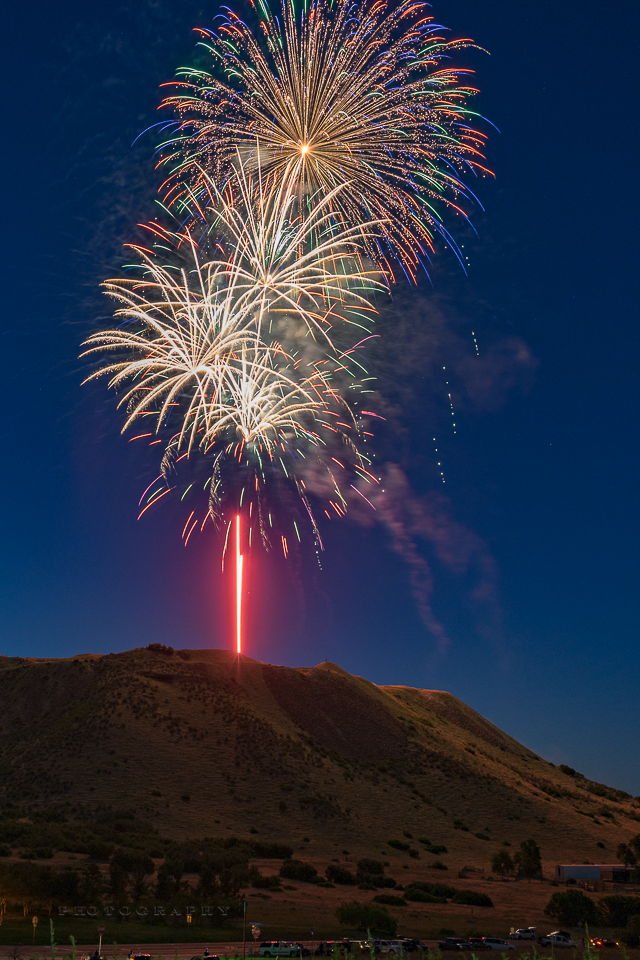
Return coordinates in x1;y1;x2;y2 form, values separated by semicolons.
1;646;638;874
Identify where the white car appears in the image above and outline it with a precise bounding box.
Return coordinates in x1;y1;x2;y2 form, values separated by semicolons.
539;934;577;949
510;929;536;941
259;943;303;958
481;939;515;951
373;943;402;955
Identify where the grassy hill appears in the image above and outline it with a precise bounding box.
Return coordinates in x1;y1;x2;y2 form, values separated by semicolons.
1;647;637;865
1;647;639;941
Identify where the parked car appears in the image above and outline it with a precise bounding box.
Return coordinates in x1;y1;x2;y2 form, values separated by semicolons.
480;939;515;951
374;942;403;955
539;933;577;949
438;939;472;951
467;940;491;951
590;939;619;949
397;941;421;953
510;929;537;941
260;943;305;957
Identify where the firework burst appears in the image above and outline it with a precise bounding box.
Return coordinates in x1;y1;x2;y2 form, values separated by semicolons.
82;158;384;552
159;0;491;276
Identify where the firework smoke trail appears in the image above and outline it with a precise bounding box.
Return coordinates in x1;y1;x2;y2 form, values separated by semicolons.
159;0;492;275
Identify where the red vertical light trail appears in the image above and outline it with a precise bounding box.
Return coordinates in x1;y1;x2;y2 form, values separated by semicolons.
236;514;243;654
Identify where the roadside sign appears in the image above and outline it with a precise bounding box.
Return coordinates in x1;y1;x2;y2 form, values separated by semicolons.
252;925;261;940
32;917;38;926
187;915;192;924
98;926;105;935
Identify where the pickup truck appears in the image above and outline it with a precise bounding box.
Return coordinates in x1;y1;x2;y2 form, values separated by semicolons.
259;943;305;957
539;933;578;948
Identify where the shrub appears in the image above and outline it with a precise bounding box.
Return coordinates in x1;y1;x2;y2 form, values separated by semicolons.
373;894;407;906
452;890;494;907
419;839;448;855
252;874;281;890
357;858;395;887
544;890;597;926
336;901;397;937
0;845;10;857
279;859;318;883
475;833;490;841
147;643;174;655
326;865;356;885
453;820;470;832
430;860;448;870
387;839;410;851
404;881;456;900
251;842;293;859
405;890;446;904
621;916;640;948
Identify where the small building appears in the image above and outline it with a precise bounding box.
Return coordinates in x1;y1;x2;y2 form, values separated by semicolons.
556;864;636;882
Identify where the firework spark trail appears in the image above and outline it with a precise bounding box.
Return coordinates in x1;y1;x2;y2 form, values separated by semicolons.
190;154;389;345
82;158;385;453
82;155;385;552
159;0;491;273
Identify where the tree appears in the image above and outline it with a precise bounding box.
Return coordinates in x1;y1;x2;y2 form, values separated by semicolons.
597;895;640;928
155;858;184;899
491;850;514;876
621;916;640;948
79;863;103;903
514;839;542;878
109;861;128;900
336;901;397;937
545;890;597;926
617;836;640;866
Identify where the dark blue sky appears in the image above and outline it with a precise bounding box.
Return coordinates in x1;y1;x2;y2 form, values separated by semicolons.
2;1;639;793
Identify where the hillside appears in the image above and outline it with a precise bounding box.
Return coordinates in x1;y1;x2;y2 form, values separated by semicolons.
1;646;638;879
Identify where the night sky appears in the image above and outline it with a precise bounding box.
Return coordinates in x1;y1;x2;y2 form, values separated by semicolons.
2;1;639;793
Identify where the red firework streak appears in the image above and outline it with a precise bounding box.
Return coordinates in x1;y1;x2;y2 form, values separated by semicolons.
235;514;243;654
